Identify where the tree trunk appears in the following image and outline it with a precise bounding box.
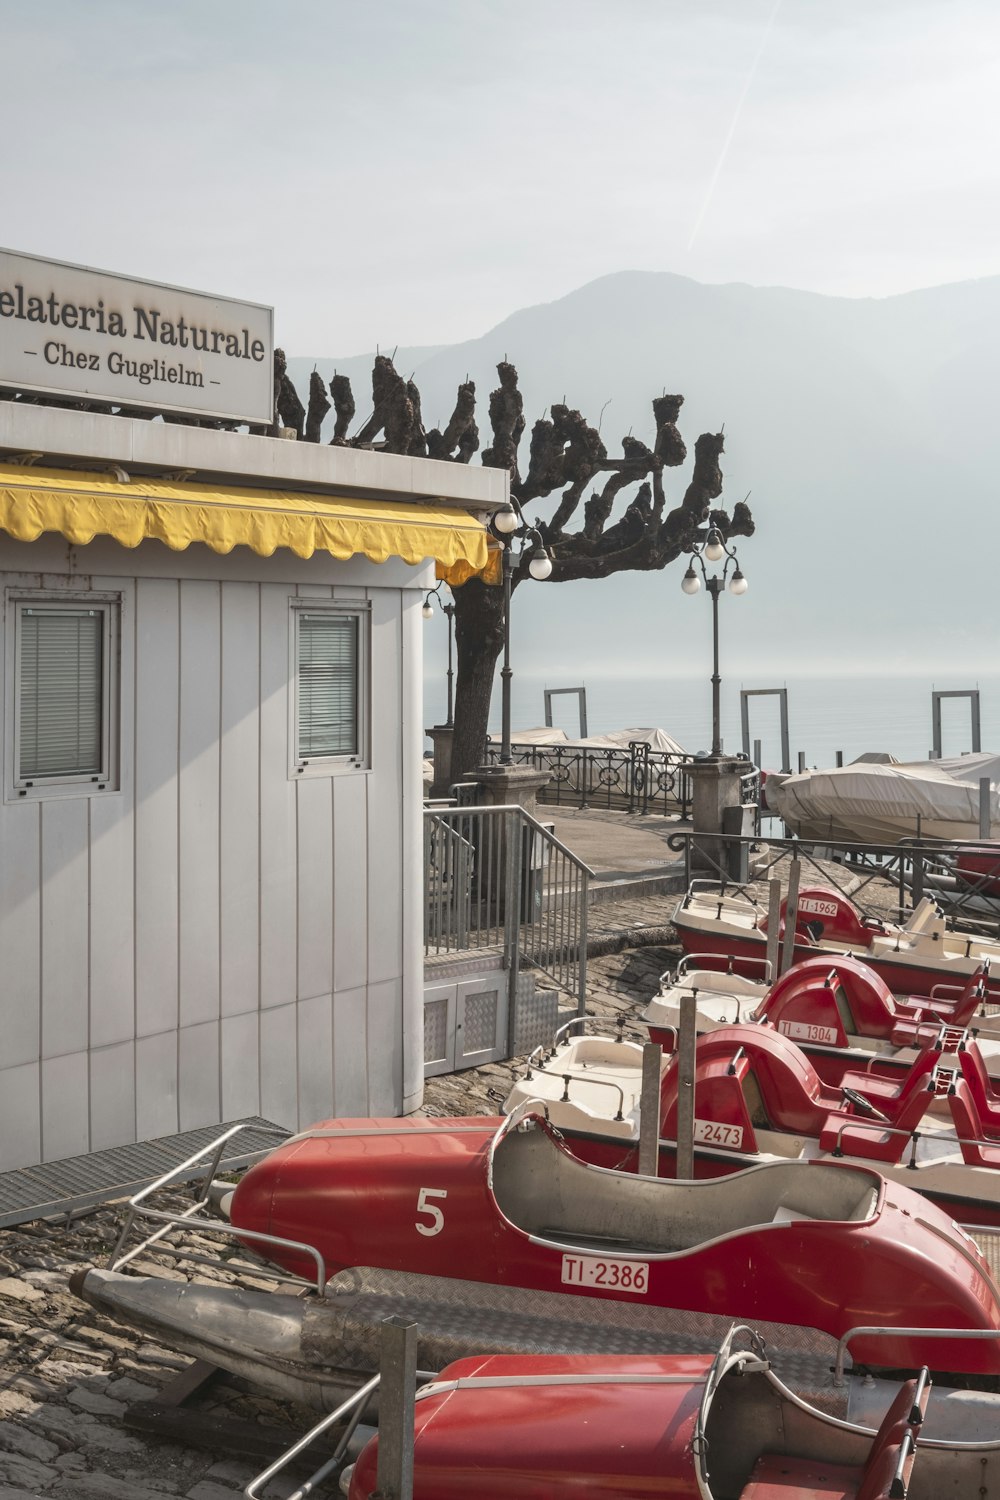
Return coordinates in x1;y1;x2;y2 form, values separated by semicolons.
449;577;507;783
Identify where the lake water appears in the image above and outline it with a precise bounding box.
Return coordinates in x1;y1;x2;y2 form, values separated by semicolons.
423;670;1000;771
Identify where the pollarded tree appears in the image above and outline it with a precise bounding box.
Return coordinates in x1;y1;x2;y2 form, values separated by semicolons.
275;353;755;782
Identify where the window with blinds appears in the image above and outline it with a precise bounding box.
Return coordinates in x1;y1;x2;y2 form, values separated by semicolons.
294;609;366;765
10;597;119;794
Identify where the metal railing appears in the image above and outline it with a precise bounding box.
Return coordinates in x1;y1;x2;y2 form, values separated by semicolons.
423;803;593;1024
482;739;694;817
667;826;1000;942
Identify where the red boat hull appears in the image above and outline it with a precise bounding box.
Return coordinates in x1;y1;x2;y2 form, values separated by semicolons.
676;920;985;999
229;1113;1000;1374
347;1351;708;1499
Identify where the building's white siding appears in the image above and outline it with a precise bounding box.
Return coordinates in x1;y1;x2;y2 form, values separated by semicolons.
0;533;426;1169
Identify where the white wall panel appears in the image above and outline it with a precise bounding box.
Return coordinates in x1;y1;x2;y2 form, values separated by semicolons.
260;1003;298;1129
40;799;89;1059
136;1032;178;1140
89;797;135;1050
220;582;260;1019
297;993;334;1125
367;592;403;986
0;1062;40;1170
333;777;368;995
41;1051;89;1159
221;1012;261;1122
297;779;333;1001
0;535;419;1168
135;579;179;1039
259;585;297;1010
89;575;136;1050
178;1019;220;1131
90;1041;136;1151
366;977;403;1115
333;986;369;1117
0;802;41;1068
178;581;221;1029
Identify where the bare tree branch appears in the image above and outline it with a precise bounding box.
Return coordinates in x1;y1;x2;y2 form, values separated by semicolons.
329;374;355;445
305;370;331;443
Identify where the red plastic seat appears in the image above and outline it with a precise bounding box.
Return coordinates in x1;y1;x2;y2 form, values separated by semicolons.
958;1043;1000;1131
949;1079;1000;1166
740;1454;862;1497
741;1373;925;1500
819;1069;937;1163
838;1046;938;1118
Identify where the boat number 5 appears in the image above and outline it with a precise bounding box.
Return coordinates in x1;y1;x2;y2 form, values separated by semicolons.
416;1186;448;1236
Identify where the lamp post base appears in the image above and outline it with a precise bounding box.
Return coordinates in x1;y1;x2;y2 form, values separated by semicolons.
683;757;753;880
473;764;552;818
426;725;455;799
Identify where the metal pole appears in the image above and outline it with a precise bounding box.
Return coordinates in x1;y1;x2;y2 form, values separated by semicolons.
780;858;801;975
765;879;781;982
709;577;722;757
981;777;992;839
374;1317;417;1500
443;603;455;728
499;544;513;765
638;1043;662;1178
675;991;696;1179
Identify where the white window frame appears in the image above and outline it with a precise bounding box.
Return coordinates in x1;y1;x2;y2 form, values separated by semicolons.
5;589;122;802
289;600;371;778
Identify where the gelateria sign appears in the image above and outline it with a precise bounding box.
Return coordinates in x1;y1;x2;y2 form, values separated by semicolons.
0;248;274;424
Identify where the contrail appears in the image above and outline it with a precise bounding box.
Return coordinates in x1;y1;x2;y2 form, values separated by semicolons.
688;0;783;251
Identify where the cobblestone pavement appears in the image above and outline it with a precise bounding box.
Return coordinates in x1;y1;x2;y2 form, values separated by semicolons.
0;863;904;1498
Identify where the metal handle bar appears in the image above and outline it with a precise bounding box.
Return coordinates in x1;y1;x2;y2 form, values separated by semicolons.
834;1325;1000;1386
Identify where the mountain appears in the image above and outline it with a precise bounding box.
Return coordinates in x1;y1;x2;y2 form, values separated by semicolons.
289;271;1000;680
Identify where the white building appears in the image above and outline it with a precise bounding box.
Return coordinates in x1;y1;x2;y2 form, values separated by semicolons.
0;400;501;1171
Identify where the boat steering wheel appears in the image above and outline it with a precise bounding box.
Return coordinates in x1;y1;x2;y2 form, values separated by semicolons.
841;1086;892;1124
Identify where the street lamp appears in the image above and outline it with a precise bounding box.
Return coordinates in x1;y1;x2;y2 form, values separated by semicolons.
682;525;748;758
421;583;456;728
491;503;553;765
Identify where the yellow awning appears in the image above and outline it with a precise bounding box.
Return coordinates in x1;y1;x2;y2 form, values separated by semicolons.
0;462;489;586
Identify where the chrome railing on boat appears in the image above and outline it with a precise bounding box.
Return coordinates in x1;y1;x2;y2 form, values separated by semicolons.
245;1317;431;1500
834;1327;1000;1388
106;1122;331;1297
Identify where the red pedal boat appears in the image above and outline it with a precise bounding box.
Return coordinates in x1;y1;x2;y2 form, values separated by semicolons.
225;1108;1000;1375
345;1331;975;1500
673;881;1000;998
643;951;1000;1087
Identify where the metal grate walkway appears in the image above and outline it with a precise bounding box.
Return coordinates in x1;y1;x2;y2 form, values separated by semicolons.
0;1116;288;1229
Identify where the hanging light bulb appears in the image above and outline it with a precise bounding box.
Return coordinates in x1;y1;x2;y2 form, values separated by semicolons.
493;504;519;534
704;527;724;562
728;568;748;596
528;546;553;580
681;563;701;595
421;599;434;619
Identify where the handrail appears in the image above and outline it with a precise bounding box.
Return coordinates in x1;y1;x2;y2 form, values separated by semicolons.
508;803;597;879
423;801;592;1024
245;1373;381;1499
521;1062;628;1120
833;1324;1000;1386
105;1122;330;1296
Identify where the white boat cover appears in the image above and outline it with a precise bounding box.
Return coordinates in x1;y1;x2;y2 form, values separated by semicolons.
511;726;686;755
768;751;1000;844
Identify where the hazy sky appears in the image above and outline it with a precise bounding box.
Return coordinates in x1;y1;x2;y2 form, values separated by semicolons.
3;0;999;354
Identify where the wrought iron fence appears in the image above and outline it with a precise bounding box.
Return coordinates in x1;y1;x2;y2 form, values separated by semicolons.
424;803;592;1021
482;740;694;817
